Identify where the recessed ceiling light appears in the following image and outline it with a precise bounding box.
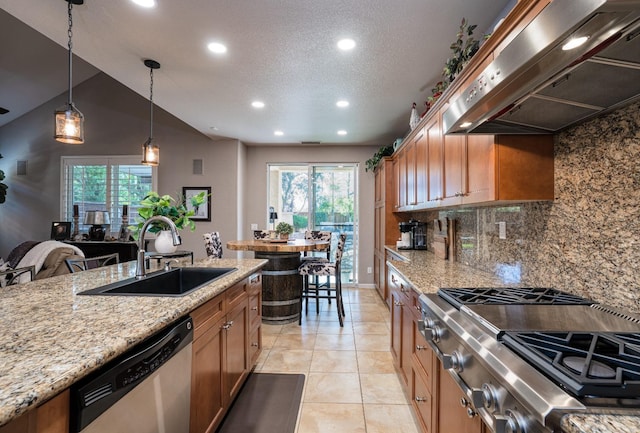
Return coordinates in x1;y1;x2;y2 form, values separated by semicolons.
337;130;347;136
207;42;228;54
337;38;356;51
274;130;284;136
131;0;156;7
562;36;589;51
336;100;349;108
251;101;265;109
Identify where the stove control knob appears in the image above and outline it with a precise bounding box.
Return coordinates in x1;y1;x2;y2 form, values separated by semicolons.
442;351;463;372
429;325;444;343
495;409;527;433
481;383;499;411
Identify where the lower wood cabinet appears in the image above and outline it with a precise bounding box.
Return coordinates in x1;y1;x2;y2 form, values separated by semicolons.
0;390;70;433
190;272;262;433
437;363;485;433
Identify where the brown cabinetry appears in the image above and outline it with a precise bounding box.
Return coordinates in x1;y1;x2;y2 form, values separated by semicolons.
388;265;438;432
0;390;69;433
190;273;261;433
373;159;400;306
437;363;485;433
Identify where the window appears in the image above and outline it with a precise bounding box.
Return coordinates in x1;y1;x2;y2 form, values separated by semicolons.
61;156;157;231
267;163;358;283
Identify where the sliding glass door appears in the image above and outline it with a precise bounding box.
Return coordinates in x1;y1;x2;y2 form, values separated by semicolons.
268;164;358;284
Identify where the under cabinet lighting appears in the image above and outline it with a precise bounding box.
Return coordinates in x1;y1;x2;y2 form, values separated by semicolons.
460;122;473;128
562;36;589;51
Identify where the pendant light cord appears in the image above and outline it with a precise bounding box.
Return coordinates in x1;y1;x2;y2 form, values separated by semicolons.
67;1;74;106
149;67;154;139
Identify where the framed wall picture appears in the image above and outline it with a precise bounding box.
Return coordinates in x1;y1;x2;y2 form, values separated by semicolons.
183;186;211;221
51;222;72;240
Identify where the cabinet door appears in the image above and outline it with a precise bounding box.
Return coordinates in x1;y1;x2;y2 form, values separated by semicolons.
463;135;495;204
190;315;225;433
400;302;414;386
397;148;407;209
390;290;403;364
426;116;443;205
405;139;417;207
224;300;249;405
415;128;428;208
438;363;484;433
412;367;434;433
442;133;465;207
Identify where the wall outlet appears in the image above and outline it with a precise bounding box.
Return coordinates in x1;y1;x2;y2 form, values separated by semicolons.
367;266;372;274
497;221;507;239
251;223;258;230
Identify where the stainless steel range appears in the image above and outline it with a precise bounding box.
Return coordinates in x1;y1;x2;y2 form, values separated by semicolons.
418;288;640;433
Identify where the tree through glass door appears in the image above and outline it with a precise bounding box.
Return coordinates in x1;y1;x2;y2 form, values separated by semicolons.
268;164;358;284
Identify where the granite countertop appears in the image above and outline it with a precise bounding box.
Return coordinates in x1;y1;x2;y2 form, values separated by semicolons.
383;246;640;433
0;257;266;427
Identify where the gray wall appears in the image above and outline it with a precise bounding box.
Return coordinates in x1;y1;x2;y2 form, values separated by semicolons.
0;73;380;286
407;101;640;314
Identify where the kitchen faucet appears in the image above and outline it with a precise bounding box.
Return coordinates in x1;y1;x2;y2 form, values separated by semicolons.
136;215;181;279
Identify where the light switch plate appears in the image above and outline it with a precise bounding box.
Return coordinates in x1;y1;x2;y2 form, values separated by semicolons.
498;221;506;239
251;223;258;230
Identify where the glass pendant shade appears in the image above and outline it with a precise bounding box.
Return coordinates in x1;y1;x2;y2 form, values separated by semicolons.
142;138;159;166
55;0;85;144
54;102;84;144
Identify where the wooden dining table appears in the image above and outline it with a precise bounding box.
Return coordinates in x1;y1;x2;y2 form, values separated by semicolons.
226;239;329;324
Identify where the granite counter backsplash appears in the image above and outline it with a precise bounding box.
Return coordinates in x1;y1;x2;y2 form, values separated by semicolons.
0;257;266;427
385;247;640;433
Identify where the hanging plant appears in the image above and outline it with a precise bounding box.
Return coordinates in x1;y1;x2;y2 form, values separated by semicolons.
365;145;394;172
0;154;7;204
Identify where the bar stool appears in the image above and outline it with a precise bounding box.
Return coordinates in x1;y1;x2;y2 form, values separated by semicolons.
298;233;347;327
203;232;223;258
301;230;332;295
65;253;119;273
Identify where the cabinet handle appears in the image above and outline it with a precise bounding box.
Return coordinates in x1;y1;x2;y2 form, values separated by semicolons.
415;305;422;312
250;274;261;284
415;396;428;403
416;345;427;351
400;283;406;292
391;274;397;284
251;342;259;347
251;306;259;311
222;320;234;330
394;300;404;307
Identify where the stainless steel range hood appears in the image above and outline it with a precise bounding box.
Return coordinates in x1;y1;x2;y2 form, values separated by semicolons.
443;0;640;135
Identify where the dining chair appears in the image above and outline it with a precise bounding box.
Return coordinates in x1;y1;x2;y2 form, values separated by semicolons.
65;253;120;273
298;233;347;327
0;265;36;287
203;232;223;258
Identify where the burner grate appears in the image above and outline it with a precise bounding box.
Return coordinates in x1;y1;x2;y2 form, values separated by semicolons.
438;287;594;309
502;332;640;398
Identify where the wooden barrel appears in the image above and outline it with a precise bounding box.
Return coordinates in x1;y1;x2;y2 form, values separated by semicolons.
255;251;302;324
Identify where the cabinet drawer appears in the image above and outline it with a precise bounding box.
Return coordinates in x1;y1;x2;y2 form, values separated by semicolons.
414;324;434;391
225;281;248;311
247;272;262;295
388;269;411;302
192;295;225;340
249;326;262;366
249;293;261;330
412;367;434;433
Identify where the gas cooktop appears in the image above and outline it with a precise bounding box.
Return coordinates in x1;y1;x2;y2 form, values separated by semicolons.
438;287;594;309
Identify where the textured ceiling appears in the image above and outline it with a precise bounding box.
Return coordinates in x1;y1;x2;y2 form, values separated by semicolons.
0;0;513;146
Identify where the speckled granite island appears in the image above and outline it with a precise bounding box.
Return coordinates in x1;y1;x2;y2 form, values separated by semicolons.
0;257;266;428
384;246;640;433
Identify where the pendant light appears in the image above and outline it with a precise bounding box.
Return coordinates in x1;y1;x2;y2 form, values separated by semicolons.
54;0;85;144
141;59;160;166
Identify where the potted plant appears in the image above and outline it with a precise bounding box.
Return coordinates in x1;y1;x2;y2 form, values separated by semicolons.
275;221;294;240
365;145;394;172
130;191;207;252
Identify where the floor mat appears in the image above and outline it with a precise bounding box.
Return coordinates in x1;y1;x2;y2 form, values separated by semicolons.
216;373;305;433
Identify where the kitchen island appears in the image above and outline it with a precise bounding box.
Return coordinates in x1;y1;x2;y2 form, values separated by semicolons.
0;256;266;429
384;247;640;433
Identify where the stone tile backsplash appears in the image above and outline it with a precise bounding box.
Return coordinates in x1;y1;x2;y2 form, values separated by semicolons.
409;101;640;314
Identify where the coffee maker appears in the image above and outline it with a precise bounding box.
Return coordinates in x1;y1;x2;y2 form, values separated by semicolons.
398;222;414;249
413;221;427;249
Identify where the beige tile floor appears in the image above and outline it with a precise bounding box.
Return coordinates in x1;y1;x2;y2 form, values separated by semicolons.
254;287;422;433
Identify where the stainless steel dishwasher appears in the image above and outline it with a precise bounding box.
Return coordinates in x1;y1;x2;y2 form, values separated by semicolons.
70;316;193;433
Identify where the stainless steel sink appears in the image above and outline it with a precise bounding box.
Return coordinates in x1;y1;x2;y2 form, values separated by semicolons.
79;267;237;297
